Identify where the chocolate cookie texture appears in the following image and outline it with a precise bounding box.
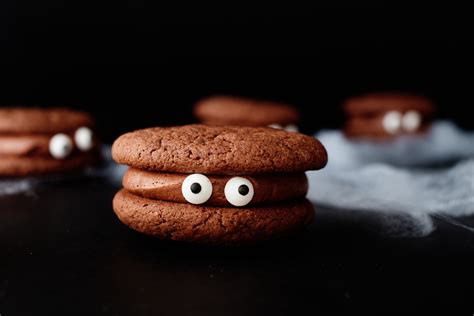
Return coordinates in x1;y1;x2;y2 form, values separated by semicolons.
0;107;94;134
194;95;300;131
0;107;100;177
344;93;435;115
112;124;327;175
114;189;314;244
112;124;327;245
343;93;435;140
0;153;98;177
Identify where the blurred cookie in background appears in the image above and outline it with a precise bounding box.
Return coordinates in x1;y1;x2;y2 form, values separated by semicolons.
194;95;300;132
0;107;101;177
343;93;436;140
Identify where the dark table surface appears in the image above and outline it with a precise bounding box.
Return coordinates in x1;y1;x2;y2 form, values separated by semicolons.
1;175;473;315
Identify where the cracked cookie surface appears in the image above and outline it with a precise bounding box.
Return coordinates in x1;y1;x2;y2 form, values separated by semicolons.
112;124;327;175
113;189;314;245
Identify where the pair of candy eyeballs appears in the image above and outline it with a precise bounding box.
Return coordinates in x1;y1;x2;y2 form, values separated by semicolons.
49;127;94;159
182;174;254;207
268;123;299;132
382;110;422;134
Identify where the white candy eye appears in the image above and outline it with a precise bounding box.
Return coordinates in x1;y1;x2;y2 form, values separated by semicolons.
284;124;299;132
382;111;402;134
182;174;213;204
49;133;73;159
268;124;283;129
224;177;254;207
401;110;421;132
74;127;94;151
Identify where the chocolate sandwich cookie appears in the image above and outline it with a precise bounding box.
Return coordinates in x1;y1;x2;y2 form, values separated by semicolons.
0;107;100;177
343;93;435;140
112;124;327;245
194;96;300;132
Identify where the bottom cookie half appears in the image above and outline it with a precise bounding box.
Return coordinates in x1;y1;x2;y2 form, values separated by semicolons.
113;189;315;245
0;151;100;177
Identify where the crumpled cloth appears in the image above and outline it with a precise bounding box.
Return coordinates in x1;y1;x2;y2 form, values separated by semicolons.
307;121;474;237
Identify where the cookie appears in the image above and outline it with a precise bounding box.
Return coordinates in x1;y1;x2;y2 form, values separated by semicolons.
0;107;94;134
194;96;300;132
113;189;314;245
112;124;327;175
343;93;435;139
0;107;100;177
112;124;327;245
0;153;99;177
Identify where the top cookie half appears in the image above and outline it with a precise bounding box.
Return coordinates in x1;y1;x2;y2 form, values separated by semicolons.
343;93;435;115
0;107;95;134
112;124;327;175
194;96;299;126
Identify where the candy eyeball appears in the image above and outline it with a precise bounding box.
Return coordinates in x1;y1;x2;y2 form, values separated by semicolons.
284;124;299;132
49;133;73;159
74;127;94;151
182;174;213;204
401;110;421;132
382;111;402;134
224;177;254;207
268;124;283;129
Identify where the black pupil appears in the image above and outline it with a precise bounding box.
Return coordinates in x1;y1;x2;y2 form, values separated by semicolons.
190;183;202;194
238;185;249;196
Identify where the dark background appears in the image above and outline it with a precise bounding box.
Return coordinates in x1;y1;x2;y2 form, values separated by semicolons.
1;2;473;141
1;4;474;315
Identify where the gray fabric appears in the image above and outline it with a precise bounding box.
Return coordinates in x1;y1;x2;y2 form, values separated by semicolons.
308;121;474;237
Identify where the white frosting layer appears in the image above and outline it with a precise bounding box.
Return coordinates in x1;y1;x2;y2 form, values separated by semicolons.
285;124;299;132
268;123;299;132
268;123;283;129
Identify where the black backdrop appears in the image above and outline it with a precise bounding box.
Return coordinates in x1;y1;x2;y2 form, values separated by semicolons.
1;3;473;142
2;5;474;314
